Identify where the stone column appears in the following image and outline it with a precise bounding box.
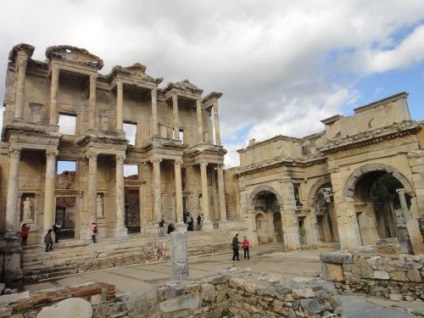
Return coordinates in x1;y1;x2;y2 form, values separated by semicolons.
151;88;158;136
174;159;184;224
42;150;58;237
333;197;362;249
116;81;123;131
88;73;97;129
305;207;320;244
14;51;29;120
152;158;162;224
87;152;98;224
5;149;21;238
172;93;179;139
397;188;423;254
49;65;59;125
200;162;213;230
196;99;204;143
279;178;301;251
171;224;189;281
115;154;128;237
217;164;227;223
213;101;222;145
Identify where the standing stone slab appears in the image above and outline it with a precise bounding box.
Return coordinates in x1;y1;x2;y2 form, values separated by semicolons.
171;223;189;281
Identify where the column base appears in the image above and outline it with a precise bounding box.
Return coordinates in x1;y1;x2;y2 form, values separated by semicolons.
0;239;23;285
175;222;187;233
114;226;128;238
145;223;160;235
201;220;214;231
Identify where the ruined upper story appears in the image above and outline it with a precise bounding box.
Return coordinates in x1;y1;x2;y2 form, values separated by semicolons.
237;92;420;169
2;43;224;155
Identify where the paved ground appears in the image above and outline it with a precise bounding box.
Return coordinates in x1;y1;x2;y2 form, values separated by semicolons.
25;243;424;317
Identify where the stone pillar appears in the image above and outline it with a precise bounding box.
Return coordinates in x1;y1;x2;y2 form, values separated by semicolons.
397;188;423;254
213;101;222;145
357;203;380;246
49;65;59;125
174;160;184;224
5;149;21;238
171;223;189;281
115;154;128;237
279;178;301;251
305;207;320;244
88;74;97;129
172;93;179;139
152;158;162;224
42;150;58;237
196;99;204;143
151;88;158;136
87;152;98;224
14;51;29;120
333;197;362;249
200;162;213;230
217;164;227;223
116;81;123;131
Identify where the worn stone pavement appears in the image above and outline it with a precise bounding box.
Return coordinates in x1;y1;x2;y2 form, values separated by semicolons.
24;243;424;317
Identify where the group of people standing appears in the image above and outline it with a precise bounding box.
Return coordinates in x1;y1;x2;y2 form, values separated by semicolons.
231;233;250;261
184;212;202;231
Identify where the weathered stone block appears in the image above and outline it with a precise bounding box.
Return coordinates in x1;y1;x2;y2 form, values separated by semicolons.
320;252;352;264
159;293;199;313
321;263;345;282
373;271;390;280
389;271;407;281
38;298;93;318
407;269;422;282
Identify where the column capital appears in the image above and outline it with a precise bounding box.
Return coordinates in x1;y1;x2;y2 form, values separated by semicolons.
87;151;98;160
151;87;157;97
175;159;183;166
46;150;59;158
8;148;21;159
200;162;208;168
172;92;178;101
151;158;162;165
396;188;406;195
117;81;123;90
90;73;98;81
116;154;126;164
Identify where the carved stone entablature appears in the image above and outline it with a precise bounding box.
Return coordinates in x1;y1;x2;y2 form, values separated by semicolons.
161;79;203;97
9;43;35;63
108;63;162;85
76;134;128;149
45;45;104;70
2;125;60;144
319;121;421;154
202;91;223;108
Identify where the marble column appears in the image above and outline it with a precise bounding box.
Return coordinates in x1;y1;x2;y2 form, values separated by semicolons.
43;150;58;237
88;74;97;129
200;162;213;230
396;189;411;221
333;197;362;249
49;65;59;125
172;93;179;139
87;153;98;224
217;164;227;222
115;154;128;237
196;99;204;143
5;149;21;238
171;224;189;281
279;178;301;251
213;101;222;145
14;51;29;120
151;88;158;136
152;158;162;223
174;159;184;224
116;81;123;130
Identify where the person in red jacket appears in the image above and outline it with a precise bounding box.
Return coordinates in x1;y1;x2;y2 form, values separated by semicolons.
242;236;250;260
20;223;30;246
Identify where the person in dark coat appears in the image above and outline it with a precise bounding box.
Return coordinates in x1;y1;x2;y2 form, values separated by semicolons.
231;233;241;261
20;223;30;246
167;223;175;234
44;229;53;252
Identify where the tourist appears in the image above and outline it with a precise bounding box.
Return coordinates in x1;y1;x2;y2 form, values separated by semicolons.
20;223;30;246
231;233;241;261
53;221;61;243
186;213;193;231
183;212;188;224
242;236;250;259
159;217;165;236
44;229;53;252
167;223;176;234
196;214;202;230
91;222;98;243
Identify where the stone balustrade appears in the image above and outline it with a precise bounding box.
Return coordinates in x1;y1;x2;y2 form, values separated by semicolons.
1;269;343;317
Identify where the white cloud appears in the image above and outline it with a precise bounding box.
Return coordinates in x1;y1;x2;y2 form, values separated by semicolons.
0;0;423;168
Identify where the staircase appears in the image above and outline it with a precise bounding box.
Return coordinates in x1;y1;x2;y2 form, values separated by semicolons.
21;229;232;283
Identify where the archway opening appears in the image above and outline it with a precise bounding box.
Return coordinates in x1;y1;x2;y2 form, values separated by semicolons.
253;190;282;244
315;182;339;243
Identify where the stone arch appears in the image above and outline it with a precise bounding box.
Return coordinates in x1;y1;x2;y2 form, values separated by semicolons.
306;177;332;206
343;163;414;198
248;185;283;211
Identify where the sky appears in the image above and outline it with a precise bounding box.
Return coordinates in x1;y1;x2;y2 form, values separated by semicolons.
1;0;424;168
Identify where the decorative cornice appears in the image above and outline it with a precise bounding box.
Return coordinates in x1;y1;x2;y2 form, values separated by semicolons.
108;63;162;85
161;79;203;96
319;120;421;154
45;45;104;70
9;43;35;63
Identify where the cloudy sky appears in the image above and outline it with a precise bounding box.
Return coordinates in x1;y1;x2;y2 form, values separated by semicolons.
1;0;424;167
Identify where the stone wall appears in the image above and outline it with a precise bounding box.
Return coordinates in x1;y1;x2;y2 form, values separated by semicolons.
1;269;343;317
321;249;424;301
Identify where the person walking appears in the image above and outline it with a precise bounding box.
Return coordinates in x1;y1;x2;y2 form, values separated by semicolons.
91;222;98;243
231;233;241;261
53;221;61;243
159;217;165;236
44;229;53;252
20;223;30;246
186;213;193;231
196;214;202;230
242;236;250;259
